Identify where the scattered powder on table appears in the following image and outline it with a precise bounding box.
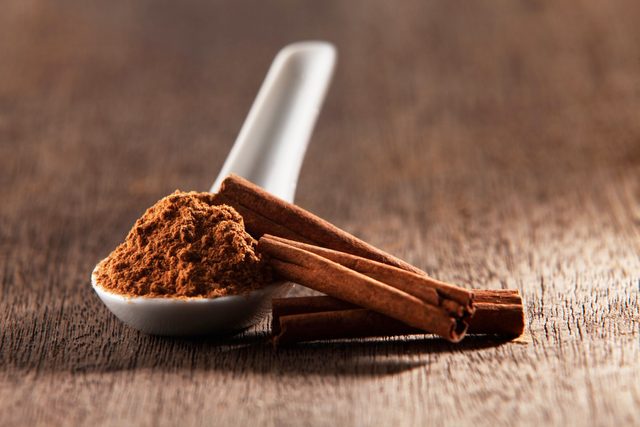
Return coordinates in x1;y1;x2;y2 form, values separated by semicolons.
96;191;272;298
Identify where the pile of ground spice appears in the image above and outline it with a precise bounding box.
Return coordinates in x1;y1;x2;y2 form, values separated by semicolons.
96;191;272;298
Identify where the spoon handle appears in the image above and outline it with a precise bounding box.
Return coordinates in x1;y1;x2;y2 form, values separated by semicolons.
211;41;337;202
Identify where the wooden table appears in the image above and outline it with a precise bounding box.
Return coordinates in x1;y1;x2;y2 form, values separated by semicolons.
1;1;638;425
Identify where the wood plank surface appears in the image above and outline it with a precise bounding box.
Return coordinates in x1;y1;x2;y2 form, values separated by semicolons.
1;1;639;426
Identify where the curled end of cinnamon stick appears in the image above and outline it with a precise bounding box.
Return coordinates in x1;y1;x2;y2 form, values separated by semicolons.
449;319;468;343
441;296;475;319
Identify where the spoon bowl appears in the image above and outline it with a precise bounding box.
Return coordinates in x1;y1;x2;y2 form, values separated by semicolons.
91;41;336;336
92;265;292;335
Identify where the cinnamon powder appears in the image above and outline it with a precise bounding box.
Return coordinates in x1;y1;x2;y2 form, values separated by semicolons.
96;191;272;298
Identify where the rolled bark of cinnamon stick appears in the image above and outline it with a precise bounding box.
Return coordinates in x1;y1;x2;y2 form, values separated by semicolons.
263;235;473;317
258;236;468;342
271;293;524;335
272;293;525;346
214;174;425;274
214;175;526;345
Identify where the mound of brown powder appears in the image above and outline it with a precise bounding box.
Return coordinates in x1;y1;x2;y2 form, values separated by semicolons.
96;191;272;298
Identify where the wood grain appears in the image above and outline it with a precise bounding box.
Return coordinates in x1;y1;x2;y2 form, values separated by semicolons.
1;1;639;426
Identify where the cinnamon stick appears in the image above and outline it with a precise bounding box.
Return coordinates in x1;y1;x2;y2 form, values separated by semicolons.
258;235;468;342
263;235;474;317
271;292;525;346
213;175;525;344
214;174;425;274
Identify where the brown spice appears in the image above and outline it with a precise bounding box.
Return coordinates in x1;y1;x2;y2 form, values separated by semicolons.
96;191;272;298
213;174;424;274
271;292;525;346
258;235;469;342
212;175;525;344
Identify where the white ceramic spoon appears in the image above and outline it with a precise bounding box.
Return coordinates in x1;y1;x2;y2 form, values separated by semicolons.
91;41;336;335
